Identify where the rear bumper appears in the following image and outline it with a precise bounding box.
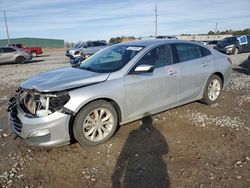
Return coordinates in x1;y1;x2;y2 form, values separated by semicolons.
9;106;71;147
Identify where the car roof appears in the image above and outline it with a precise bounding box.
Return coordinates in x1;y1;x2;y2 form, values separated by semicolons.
120;39;201;47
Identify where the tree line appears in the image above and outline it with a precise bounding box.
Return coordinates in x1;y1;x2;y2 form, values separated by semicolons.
65;28;250;47
206;28;250;36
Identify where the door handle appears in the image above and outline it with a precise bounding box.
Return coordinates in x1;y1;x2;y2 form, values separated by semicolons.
201;63;207;67
168;71;176;75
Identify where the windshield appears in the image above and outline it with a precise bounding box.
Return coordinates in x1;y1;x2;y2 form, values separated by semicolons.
221;37;237;44
79;44;144;73
74;42;85;48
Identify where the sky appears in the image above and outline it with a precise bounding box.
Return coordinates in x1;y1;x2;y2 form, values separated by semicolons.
0;0;249;42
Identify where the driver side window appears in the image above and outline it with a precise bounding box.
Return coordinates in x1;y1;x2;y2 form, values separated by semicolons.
136;44;173;68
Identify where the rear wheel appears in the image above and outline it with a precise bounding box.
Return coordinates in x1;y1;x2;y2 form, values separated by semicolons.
15;56;26;64
201;75;222;105
73;100;118;146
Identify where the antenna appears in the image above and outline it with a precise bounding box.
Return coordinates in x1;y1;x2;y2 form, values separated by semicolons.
4;10;10;44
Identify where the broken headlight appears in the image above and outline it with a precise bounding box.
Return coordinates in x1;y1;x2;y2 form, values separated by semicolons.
17;89;70;117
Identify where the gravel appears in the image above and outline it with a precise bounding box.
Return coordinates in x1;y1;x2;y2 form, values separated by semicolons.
0;50;249;187
0;148;33;187
0;52;69;89
225;71;250;91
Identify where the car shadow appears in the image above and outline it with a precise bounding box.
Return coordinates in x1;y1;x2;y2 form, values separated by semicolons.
233;59;250;75
36;54;50;58
27;59;45;64
111;116;170;188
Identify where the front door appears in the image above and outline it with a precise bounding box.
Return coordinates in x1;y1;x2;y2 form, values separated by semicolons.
124;44;179;121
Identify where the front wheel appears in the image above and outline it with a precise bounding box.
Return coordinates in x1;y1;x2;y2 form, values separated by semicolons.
73;100;118;146
201;75;222;105
15;56;25;64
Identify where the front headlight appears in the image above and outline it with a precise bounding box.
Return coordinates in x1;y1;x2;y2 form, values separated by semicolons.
49;91;70;111
225;45;234;49
17;89;70;117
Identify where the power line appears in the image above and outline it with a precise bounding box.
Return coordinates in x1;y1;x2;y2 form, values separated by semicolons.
4;10;10;44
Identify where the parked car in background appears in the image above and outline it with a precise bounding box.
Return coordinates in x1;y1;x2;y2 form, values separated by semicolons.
8;44;43;57
0;46;32;64
248;55;250;75
8;39;232;147
201;41;208;45
214;36;250;55
70;55;85;65
208;40;219;45
156;35;177;39
207;40;219;48
66;41;108;58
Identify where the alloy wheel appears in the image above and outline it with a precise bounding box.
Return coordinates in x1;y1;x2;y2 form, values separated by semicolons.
208;79;221;101
82;108;114;142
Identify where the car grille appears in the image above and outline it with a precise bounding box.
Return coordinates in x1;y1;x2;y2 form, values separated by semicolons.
9;107;23;133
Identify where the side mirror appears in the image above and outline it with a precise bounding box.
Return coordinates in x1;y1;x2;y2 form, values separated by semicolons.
133;64;154;73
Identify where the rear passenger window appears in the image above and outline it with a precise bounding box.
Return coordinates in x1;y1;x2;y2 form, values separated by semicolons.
175;43;202;62
3;48;16;53
200;46;211;57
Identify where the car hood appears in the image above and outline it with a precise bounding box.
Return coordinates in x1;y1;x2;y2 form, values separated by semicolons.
21;67;110;92
67;47;81;51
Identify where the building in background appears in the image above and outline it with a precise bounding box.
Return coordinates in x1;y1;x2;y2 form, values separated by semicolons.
0;37;64;48
139;34;233;41
176;34;232;41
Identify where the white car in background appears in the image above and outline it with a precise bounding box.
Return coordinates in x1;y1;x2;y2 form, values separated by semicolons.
66;41;108;58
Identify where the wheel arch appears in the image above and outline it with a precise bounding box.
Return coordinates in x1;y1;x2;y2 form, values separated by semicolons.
15;56;25;63
212;72;224;87
68;97;122;141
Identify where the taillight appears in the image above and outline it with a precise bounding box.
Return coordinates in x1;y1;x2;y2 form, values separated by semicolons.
227;57;232;64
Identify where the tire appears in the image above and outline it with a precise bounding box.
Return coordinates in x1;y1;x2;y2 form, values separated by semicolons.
233;48;239;55
73;100;118;146
201;75;222;105
15;56;26;64
31;51;37;57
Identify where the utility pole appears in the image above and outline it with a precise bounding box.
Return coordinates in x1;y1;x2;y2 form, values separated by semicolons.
4;10;10;44
154;2;158;37
214;22;218;40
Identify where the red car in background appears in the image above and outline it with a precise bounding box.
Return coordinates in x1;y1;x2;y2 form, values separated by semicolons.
8;43;43;57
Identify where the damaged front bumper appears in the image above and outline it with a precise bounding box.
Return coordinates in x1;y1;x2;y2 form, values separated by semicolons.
8;89;73;147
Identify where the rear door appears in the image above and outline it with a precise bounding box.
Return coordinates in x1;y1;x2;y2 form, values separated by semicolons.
0;47;16;63
84;42;94;55
173;43;212;103
0;48;5;63
92;42;106;53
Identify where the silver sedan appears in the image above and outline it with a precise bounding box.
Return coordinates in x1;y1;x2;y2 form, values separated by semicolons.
0;46;32;64
8;40;232;147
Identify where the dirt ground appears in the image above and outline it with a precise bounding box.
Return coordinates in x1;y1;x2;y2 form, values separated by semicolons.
0;51;249;188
